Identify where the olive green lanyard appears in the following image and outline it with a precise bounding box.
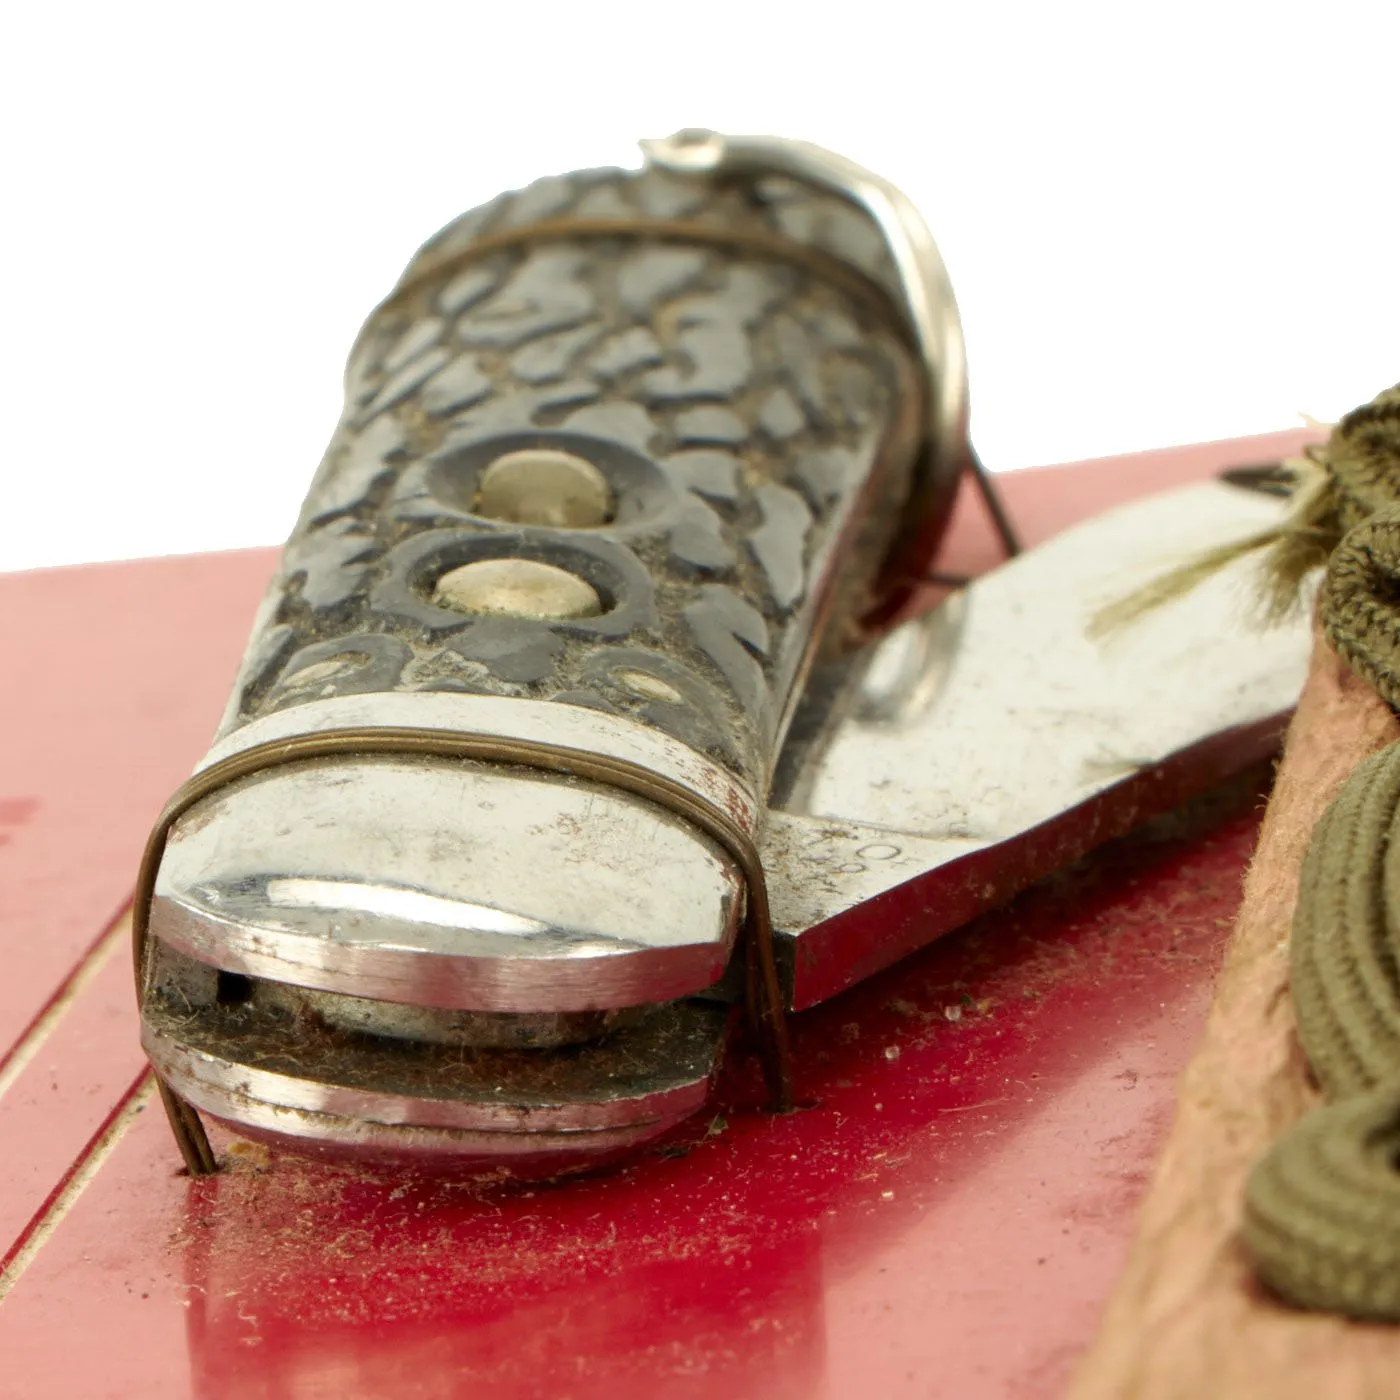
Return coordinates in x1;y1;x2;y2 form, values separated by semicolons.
1239;384;1400;1319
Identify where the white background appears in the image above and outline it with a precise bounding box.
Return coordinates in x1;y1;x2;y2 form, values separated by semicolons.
3;1;1397;571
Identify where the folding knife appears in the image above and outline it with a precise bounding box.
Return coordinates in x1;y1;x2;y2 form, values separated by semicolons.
134;131;1310;1175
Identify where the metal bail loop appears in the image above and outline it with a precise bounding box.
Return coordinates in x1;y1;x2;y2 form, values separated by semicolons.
641;129;1020;557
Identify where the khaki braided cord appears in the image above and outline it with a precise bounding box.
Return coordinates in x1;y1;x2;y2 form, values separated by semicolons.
1090;388;1400;638
1242;384;1400;1318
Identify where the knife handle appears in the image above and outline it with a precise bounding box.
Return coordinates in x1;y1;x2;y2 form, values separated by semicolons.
217;163;925;796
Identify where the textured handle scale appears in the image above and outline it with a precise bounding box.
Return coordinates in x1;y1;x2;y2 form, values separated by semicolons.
220;166;921;791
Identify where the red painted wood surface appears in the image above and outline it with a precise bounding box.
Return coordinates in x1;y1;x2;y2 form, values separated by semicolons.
0;430;1314;1399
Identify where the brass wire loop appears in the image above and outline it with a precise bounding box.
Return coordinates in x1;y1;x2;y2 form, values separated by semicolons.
133;728;794;1176
357;212;1018;566
135;161;1009;1174
361;217;919;361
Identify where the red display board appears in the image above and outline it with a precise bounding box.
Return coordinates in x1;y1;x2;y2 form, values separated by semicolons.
0;430;1314;1398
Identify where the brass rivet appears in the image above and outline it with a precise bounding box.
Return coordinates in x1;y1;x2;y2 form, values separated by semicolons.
282;655;369;688
432;558;603;620
475;448;613;528
614;669;683;704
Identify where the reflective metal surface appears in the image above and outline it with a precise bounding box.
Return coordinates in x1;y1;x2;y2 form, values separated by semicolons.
764;477;1310;1005
152;756;742;1012
787;480;1301;833
201;692;761;834
140;132;996;1164
640;129;1021;555
141;942;725;1163
641;129;968;479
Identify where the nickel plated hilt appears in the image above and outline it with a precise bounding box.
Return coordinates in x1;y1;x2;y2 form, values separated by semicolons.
135;132;1310;1175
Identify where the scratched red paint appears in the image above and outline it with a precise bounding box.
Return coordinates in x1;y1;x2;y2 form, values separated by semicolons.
0;548;274;1059
0;431;1315;1399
